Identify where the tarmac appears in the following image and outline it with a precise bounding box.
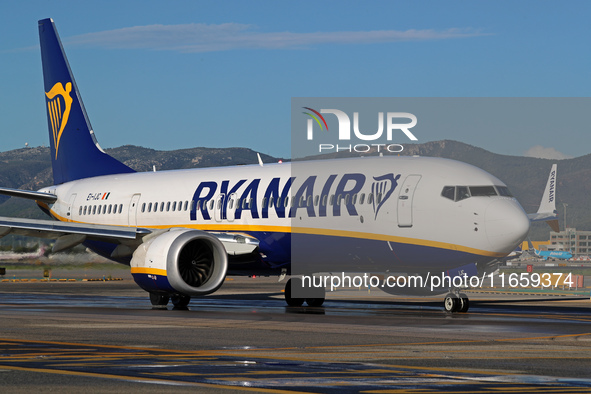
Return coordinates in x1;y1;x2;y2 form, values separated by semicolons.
0;265;590;393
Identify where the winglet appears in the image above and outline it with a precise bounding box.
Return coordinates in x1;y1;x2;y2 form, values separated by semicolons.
257;153;264;167
527;164;559;231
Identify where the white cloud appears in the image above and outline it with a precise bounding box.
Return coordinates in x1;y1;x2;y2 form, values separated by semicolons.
64;24;487;53
524;145;573;160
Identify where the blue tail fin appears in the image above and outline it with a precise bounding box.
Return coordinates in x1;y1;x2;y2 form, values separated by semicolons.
38;18;135;185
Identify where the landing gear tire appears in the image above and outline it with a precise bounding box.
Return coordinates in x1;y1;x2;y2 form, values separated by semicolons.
285;278;304;307
171;294;191;309
443;293;459;313
305;284;326;307
306;297;325;307
150;292;169;309
458;293;469;313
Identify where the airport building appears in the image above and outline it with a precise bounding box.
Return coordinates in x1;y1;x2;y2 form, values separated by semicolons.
548;228;591;255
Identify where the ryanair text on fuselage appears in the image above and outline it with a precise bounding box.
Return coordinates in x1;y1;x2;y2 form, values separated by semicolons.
190;172;401;221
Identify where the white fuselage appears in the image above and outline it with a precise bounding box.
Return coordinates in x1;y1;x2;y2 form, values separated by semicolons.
40;156;530;273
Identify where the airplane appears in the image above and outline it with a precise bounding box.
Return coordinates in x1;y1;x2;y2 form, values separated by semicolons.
0;244;46;261
0;18;557;313
527;239;572;261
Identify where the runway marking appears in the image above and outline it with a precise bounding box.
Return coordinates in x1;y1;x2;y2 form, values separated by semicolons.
0;338;590;393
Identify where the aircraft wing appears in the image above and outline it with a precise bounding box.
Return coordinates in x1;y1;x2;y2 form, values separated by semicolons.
0;216;258;256
0;216;151;253
0;187;57;203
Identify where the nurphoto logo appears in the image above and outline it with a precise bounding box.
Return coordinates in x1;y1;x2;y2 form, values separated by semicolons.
302;107;418;153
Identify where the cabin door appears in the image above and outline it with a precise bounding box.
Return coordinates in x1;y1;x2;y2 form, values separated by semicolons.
397;175;421;227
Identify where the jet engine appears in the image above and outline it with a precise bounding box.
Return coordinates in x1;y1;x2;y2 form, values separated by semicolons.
130;228;228;296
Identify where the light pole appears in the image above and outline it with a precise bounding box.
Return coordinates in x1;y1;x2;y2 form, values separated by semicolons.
562;203;568;232
562;203;569;253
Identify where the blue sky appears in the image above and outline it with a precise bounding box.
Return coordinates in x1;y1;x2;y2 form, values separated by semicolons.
1;1;590;160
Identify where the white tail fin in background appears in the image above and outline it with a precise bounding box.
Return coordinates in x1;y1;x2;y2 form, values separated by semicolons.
527;163;559;232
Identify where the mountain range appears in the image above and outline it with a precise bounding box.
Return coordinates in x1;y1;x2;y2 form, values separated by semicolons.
0;140;588;241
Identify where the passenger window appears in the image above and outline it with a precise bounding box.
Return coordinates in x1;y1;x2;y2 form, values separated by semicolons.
141;203;145;213
79;206;82;215
172;201;176;211
299;196;305;208
368;193;374;204
441;186;455;200
92;206;96;215
377;193;382;204
166;202;170;211
321;195;327;207
284;197;289;208
344;194;350;206
118;204;122;214
329;195;334;205
269;196;274;207
262;197;267;209
83;206;87;215
147;203;151;213
307;196;313;207
336;194;342;206
229;199;235;209
108;204;112;214
352;194;357;205
184;201;189;211
314;195;319;206
208;200;214;210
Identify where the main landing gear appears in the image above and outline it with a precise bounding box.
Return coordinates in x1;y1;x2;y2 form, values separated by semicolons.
284;278;325;307
149;292;191;309
443;292;469;313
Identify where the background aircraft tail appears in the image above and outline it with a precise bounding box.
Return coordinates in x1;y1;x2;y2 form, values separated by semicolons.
527;163;559;232
38;18;135;185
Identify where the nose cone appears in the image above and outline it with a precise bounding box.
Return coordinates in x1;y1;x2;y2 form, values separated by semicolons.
485;199;530;254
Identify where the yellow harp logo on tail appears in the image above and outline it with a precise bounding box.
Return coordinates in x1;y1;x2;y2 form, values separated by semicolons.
45;82;73;159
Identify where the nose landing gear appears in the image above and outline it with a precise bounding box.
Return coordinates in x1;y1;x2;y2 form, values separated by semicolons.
284;278;326;307
444;292;469;313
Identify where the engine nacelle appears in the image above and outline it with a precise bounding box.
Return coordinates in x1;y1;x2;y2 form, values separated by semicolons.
130;228;228;296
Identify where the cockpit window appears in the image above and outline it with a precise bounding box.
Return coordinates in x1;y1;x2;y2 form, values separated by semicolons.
441;185;502;201
457;186;470;201
469;186;497;197
441;186;455;200
496;186;513;197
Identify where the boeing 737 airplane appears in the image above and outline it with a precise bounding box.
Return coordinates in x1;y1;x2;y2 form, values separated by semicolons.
527;239;572;261
0;19;559;313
